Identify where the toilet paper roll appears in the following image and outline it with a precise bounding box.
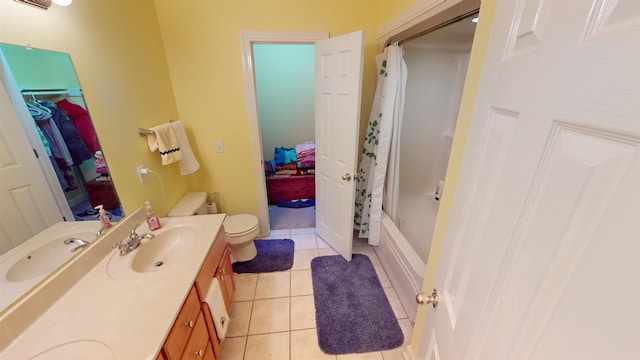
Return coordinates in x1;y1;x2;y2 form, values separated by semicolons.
207;202;218;214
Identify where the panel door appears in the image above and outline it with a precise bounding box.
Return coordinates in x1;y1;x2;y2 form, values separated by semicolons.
418;0;640;358
314;30;364;261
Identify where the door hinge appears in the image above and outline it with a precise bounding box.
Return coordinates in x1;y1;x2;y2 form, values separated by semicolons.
33;148;39;158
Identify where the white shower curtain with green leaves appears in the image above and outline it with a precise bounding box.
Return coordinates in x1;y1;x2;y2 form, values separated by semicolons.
354;43;407;246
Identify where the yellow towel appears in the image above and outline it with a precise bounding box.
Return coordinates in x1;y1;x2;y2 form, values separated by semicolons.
146;123;183;165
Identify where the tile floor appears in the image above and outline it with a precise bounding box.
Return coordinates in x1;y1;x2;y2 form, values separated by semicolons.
219;228;413;360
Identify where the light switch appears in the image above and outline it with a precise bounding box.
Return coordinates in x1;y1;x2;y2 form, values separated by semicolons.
216;141;224;153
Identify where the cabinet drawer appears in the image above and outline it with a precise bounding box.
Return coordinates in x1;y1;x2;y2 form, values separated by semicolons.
163;286;200;360
195;229;226;301
181;311;210;360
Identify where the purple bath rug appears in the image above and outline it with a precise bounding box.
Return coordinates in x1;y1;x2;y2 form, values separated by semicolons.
311;254;404;354
232;239;294;273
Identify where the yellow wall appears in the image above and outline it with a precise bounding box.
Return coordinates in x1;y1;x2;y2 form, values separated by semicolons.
408;0;497;354
153;0;379;216
378;0;418;24
0;0;190;216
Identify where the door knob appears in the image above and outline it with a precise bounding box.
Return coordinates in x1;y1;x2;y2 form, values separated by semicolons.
416;289;439;309
342;173;352;181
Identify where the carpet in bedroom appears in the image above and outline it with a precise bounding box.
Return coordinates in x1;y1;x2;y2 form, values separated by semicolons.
268;205;315;230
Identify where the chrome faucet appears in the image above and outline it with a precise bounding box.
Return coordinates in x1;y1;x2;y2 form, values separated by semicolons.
114;223;155;256
96;225;110;237
64;238;91;252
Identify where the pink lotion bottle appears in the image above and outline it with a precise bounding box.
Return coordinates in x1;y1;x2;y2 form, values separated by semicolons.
145;201;162;231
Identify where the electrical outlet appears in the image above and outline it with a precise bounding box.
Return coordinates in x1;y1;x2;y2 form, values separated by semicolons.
137;165;147;183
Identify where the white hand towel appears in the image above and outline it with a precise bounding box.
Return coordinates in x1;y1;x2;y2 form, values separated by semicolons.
204;280;230;340
170;121;200;175
146;123;183;165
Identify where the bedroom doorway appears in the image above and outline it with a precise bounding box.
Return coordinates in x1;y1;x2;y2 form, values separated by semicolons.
253;44;316;230
240;31;329;234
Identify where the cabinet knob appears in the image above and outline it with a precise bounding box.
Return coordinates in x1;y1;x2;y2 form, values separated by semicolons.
196;349;204;357
186;320;194;328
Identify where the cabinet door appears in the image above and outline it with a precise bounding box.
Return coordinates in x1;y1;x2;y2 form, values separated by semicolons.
181;312;210;360
216;247;235;313
163;286;200;360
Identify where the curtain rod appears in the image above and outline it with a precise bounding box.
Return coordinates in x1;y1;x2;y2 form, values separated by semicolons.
21;89;82;96
391;9;479;47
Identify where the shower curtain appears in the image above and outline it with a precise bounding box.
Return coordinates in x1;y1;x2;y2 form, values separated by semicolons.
354;43;407;245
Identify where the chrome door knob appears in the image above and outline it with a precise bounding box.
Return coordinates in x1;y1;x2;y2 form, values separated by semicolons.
416;289;439;309
342;173;352;181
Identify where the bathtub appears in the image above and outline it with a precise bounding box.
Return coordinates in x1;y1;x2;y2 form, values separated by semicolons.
374;211;425;324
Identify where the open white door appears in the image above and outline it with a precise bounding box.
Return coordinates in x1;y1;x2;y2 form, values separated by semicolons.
417;0;640;358
314;30;364;261
0;79;63;254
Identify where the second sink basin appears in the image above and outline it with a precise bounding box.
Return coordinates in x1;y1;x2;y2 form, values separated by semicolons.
107;224;197;280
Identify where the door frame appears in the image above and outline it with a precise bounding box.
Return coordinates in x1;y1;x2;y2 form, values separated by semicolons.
239;30;329;236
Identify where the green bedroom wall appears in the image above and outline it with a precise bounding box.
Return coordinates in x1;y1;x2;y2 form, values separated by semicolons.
253;44;315;161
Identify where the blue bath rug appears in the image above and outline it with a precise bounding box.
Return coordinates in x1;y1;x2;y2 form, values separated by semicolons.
232;239;294;273
311;254;404;354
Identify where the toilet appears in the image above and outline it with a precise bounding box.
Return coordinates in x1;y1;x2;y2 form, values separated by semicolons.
168;192;260;262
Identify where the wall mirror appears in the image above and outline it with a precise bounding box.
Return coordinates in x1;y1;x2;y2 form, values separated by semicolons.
0;43;124;314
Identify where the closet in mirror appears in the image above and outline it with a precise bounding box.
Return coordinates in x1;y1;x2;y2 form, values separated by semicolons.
0;43;124;312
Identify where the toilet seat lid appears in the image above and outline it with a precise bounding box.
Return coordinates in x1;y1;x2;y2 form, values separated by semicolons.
224;214;259;235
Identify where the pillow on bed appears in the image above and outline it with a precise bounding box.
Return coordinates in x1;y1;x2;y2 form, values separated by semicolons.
274;147;297;165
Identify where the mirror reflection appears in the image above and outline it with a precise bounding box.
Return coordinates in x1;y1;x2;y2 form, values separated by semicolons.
0;43;124;313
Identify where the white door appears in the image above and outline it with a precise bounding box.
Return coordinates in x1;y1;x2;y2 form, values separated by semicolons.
0;81;63;254
315;30;364;261
418;0;640;358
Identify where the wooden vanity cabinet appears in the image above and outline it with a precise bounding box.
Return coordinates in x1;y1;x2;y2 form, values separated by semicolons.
160;228;235;360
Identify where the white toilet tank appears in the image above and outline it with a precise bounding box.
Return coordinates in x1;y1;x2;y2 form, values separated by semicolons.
168;192;208;217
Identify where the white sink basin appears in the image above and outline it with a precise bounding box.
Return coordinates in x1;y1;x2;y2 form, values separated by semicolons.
0;221;100;310
5;231;95;283
28;339;115;359
131;227;197;273
107;224;197;280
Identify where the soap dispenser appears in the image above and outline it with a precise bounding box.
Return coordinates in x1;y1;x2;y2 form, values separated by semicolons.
95;204;112;229
145;201;162;231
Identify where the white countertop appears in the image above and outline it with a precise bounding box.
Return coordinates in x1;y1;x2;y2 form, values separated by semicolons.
0;210;226;359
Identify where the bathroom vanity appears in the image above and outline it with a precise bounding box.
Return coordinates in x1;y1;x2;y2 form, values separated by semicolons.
0;208;234;359
160;226;235;360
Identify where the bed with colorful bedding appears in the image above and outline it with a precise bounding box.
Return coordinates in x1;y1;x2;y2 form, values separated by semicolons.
265;141;315;204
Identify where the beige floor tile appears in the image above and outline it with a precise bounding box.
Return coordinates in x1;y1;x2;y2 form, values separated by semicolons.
316;236;331;249
218;336;247;360
255;271;290;299
291;227;315;235
290;295;316;330
290;269;313;296
290;232;318;250
227;301;253;337
318;248;338;257
352;237;371;247
383;287;408;319
381;318;413;360
337;352;383;360
292;249;319;270
233;273;258;301
261;229;291;239
249;297;290;334
373;264;391;288
244;332;290;360
291;329;336;360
